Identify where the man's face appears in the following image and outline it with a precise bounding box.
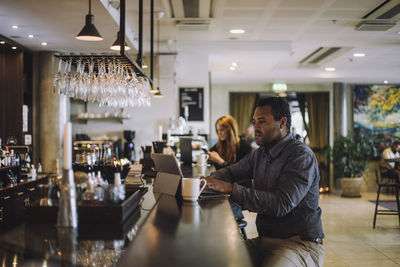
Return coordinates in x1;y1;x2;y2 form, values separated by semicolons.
252;106;286;149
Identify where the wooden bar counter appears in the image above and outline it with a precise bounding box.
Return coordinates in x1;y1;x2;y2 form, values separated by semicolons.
117;194;252;267
0;185;252;266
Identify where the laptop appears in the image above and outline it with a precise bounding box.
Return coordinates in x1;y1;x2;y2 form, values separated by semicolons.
151;153;183;197
152;153;184;177
151;153;227;199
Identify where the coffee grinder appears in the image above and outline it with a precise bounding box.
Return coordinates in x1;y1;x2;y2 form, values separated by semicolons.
123;130;136;163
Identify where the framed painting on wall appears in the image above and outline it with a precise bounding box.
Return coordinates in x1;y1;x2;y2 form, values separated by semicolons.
353;84;400;153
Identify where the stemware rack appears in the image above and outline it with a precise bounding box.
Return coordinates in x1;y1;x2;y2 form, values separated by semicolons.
54;53;151;82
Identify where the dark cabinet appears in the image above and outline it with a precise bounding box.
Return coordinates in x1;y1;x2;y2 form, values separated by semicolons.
0;176;48;228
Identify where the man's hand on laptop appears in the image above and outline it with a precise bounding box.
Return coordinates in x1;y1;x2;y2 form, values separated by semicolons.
203;176;233;193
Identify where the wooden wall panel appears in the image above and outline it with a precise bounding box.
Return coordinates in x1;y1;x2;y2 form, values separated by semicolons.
0;51;23;144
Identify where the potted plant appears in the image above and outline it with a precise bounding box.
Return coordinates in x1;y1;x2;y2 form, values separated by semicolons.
332;131;377;197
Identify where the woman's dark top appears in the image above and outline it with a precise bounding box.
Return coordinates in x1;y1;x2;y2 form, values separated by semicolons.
210;138;252;170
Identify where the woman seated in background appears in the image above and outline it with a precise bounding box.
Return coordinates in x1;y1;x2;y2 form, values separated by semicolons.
207;115;252;170
207;115;252;220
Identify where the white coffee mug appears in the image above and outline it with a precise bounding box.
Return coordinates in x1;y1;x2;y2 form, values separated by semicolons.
196;153;209;166
181;178;207;201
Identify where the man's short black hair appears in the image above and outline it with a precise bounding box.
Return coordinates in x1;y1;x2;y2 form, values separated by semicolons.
256;97;291;134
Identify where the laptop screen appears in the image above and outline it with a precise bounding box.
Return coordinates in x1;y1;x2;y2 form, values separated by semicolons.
151;153;184;177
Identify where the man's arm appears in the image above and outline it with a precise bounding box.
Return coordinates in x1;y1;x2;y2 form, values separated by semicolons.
231;152;318;217
204;152;254;192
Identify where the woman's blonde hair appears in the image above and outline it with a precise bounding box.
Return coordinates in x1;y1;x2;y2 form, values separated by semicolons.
215;115;240;164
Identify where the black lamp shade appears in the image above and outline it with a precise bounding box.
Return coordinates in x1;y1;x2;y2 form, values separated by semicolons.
110;36;130;51
150;84;159;93
153;88;164;98
76;14;103;41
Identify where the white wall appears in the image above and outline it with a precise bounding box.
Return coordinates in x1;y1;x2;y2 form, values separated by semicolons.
175;51;210;136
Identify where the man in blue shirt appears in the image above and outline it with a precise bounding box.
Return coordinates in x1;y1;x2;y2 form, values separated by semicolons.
205;97;324;267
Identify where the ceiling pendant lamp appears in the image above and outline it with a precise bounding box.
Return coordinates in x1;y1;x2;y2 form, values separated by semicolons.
150;84;159;93
152;8;163;98
110;31;130;51
153;88;164;98
76;0;103;41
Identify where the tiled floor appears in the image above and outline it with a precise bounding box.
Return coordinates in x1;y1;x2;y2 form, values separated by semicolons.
243;191;400;266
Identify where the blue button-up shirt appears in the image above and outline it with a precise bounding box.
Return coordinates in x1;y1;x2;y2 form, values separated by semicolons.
212;134;324;239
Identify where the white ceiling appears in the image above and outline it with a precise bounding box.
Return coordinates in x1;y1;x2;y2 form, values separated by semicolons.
0;0;399;84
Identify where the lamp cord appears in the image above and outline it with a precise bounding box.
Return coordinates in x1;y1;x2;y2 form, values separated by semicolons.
88;0;92;15
157;14;160;88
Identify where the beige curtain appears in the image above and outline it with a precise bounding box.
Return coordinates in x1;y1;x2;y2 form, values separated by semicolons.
230;93;257;135
306;93;329;188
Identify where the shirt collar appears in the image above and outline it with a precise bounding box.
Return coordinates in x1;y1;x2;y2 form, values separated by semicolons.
262;134;293;160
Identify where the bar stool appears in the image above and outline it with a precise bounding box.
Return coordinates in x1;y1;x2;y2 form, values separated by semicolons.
237;219;248;240
372;162;400;229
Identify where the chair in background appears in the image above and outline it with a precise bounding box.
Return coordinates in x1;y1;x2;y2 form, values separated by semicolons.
372;160;400;229
237;219;248;240
233;179;253;240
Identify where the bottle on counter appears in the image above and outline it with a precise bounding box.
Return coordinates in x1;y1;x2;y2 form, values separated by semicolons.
4;147;10;167
94;171;105;202
10;149;15;166
37;163;43;173
114;172;125;202
31;164;37;180
15;153;20;167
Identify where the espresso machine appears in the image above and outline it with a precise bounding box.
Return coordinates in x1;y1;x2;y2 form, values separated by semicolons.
123;130;136;163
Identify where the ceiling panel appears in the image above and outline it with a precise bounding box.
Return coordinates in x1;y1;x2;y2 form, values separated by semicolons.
222;19;261;29
297;29;343;40
278;0;325;8
262;29;299;40
224;9;264;19
223;9;266;18
265;19;308;28
321;9;368;19
272;9;316;18
329;0;380;9
224;0;269;9
308;19;351;28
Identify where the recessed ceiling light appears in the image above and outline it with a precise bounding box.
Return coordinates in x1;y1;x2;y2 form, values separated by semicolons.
28;34;34;38
0;41;5;44
353;53;365;57
11;47;17;50
142;64;148;69
12;25;18;29
229;66;236;71
41;42;47;46
229;29;245;34
231;62;238;67
325;67;335;72
384;80;388;84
